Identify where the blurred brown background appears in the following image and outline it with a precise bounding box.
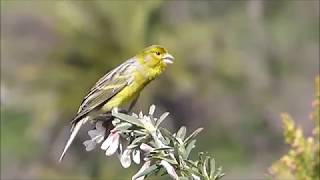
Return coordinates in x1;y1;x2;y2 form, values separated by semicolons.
1;0;319;179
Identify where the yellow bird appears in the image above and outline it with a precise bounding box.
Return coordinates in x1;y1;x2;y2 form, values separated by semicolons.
59;45;174;162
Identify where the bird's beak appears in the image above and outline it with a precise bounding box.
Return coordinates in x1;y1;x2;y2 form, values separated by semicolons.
162;53;174;64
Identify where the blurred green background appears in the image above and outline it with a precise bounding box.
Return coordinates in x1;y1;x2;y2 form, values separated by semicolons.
1;0;319;179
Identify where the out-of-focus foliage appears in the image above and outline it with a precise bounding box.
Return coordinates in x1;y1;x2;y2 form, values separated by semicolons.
269;76;320;180
1;1;319;179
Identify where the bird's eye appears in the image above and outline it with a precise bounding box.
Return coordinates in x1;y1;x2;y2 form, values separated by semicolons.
155;52;160;56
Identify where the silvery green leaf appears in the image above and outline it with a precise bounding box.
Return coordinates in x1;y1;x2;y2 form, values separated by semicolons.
179;177;189;180
197;153;204;174
159;128;180;144
184;128;203;144
148;151;160;156
160;160;179;180
202;156;210;178
133;164;158;179
152;147;173;152
114;122;132;131
213;167;225;180
132;161;150;180
157;132;166;143
185;140;196;159
176;126;187;141
149;104;156;115
178;154;185;166
127;144;139;149
180;146;189;161
133;130;147;136
209;158;216;179
155;112;169;128
112;111;144;127
183;163;203;178
184;160;198;169
129;136;148;147
151;155;178;165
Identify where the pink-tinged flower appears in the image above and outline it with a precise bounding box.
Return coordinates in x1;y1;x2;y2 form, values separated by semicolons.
120;149;132;168
160;160;179;180
140;143;154;153
101;132;120;156
132;161;151;180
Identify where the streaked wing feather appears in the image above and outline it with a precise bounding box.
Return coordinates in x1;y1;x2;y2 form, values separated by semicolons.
72;58;136;123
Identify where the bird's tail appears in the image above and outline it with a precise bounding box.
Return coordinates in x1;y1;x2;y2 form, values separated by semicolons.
59;117;88;162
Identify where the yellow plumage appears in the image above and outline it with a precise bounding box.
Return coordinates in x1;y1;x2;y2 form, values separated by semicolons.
59;45;174;162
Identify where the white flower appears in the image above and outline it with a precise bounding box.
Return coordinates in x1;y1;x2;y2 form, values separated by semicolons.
83;140;96;151
120;149;132;168
160;160;179;180
116;143;123;160
118;147;141;168
83;121;106;151
101;132;120;156
132;149;141;164
132;161;151;180
89;122;105;142
192;174;201;180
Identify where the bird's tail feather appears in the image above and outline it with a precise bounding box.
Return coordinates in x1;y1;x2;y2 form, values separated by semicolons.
59;117;87;162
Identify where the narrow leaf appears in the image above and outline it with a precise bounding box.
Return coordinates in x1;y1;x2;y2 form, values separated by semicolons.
209;158;216;179
159;128;180;144
156;112;169;127
202;156;210;178
114;122;132;131
176;126;187;141
185;140;196;159
184;128;203;144
152;147;173;151
133;164;158;179
112;111;144;127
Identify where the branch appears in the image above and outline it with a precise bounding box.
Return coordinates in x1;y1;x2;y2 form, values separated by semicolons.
83;105;224;180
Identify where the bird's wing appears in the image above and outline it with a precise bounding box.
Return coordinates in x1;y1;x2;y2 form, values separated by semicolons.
72;58;137;124
59;58;137;162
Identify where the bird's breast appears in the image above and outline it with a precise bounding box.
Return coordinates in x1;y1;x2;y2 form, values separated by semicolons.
102;75;150;111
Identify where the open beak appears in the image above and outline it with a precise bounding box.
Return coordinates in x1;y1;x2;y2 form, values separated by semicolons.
162;53;174;64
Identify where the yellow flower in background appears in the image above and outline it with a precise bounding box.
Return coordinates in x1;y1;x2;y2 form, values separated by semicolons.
269;76;320;180
59;45;174;162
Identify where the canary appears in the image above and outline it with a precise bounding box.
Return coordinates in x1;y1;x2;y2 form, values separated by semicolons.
59;45;174;162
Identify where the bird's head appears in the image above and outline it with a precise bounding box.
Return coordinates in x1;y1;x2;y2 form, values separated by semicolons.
137;45;174;69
